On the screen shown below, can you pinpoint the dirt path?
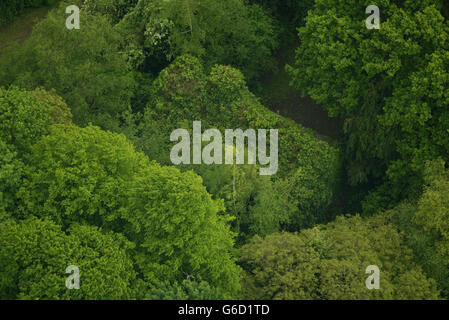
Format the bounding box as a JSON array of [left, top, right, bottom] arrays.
[[259, 42, 343, 141], [0, 6, 54, 53], [1, 6, 343, 143]]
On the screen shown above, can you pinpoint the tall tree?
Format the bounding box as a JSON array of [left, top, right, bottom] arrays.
[[0, 217, 136, 299], [0, 87, 72, 215], [16, 124, 241, 297], [288, 0, 449, 204], [240, 214, 440, 299]]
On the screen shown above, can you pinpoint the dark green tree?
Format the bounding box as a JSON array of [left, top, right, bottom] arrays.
[[83, 0, 138, 23], [0, 0, 60, 26], [288, 0, 449, 203], [114, 0, 278, 81], [137, 55, 340, 232]]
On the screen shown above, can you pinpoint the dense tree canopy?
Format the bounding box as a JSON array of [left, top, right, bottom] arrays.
[[288, 0, 449, 205], [133, 55, 340, 233], [0, 217, 136, 299], [393, 159, 449, 296], [240, 214, 439, 299], [250, 0, 314, 28], [0, 140, 24, 218], [14, 124, 241, 297], [111, 0, 278, 81], [0, 0, 448, 301], [0, 4, 135, 129], [0, 86, 241, 298], [0, 87, 72, 215], [0, 0, 60, 26], [145, 279, 226, 300], [83, 0, 138, 23]]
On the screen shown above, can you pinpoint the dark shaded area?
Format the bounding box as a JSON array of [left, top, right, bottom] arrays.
[[0, 6, 54, 52], [258, 41, 343, 141]]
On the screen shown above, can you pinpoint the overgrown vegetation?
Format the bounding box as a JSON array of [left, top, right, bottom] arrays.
[[0, 0, 448, 300]]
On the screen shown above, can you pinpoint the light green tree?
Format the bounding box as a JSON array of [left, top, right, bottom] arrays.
[[288, 0, 449, 203], [0, 4, 135, 129], [240, 214, 440, 299], [16, 124, 241, 298], [394, 159, 449, 297], [0, 217, 136, 299]]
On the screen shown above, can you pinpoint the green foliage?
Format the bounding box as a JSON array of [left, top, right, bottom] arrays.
[[29, 88, 73, 125], [288, 0, 449, 202], [0, 86, 52, 154], [393, 159, 449, 297], [0, 140, 24, 218], [136, 55, 340, 233], [250, 0, 314, 27], [1, 0, 445, 301], [247, 175, 297, 236], [114, 0, 278, 81], [186, 164, 294, 243], [240, 214, 440, 299], [83, 0, 138, 24], [0, 217, 136, 299], [15, 124, 241, 297], [0, 4, 135, 129], [125, 164, 241, 297], [0, 87, 72, 216], [17, 124, 148, 225], [146, 280, 225, 300], [0, 87, 72, 153]]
